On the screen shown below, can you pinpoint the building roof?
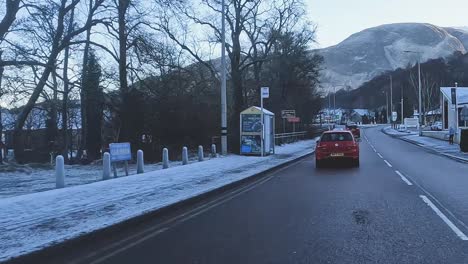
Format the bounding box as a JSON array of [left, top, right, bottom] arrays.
[[240, 106, 274, 115], [352, 109, 369, 116], [441, 87, 468, 105]]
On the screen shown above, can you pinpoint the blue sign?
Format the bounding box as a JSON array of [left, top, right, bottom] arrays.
[[109, 142, 131, 162]]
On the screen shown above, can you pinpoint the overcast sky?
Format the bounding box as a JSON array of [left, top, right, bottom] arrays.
[[307, 0, 468, 48]]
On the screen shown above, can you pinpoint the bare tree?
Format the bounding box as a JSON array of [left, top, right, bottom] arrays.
[[156, 0, 309, 151], [7, 0, 105, 162], [0, 0, 21, 41]]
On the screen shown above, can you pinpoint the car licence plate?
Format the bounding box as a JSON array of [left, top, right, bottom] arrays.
[[330, 153, 344, 157]]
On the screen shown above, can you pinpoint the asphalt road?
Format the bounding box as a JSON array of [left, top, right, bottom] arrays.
[[12, 126, 468, 264]]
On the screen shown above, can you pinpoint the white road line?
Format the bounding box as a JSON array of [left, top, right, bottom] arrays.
[[384, 160, 392, 167], [395, 170, 413, 186], [420, 195, 468, 241], [377, 153, 383, 158]]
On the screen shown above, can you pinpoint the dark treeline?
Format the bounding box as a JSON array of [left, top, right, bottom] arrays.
[[123, 30, 323, 161], [0, 0, 323, 164]]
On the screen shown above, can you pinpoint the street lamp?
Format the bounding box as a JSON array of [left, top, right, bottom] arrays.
[[382, 91, 389, 123], [220, 0, 227, 155], [404, 50, 422, 135], [332, 84, 347, 123]]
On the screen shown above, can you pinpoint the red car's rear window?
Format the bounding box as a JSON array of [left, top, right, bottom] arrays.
[[321, 133, 353, 142]]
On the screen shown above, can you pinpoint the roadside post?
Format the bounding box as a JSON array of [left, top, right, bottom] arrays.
[[136, 150, 144, 174], [392, 111, 397, 129], [55, 155, 65, 188], [281, 110, 296, 134], [260, 87, 269, 157], [103, 152, 111, 180], [109, 142, 132, 177], [452, 86, 458, 141]]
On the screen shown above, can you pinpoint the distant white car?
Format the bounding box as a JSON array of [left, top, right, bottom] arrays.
[[431, 121, 442, 131]]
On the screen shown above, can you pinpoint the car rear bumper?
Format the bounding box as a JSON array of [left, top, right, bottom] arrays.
[[316, 152, 359, 160]]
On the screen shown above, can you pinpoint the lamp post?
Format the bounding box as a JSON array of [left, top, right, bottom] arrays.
[[404, 50, 422, 135], [220, 0, 227, 155], [332, 84, 347, 123], [382, 90, 389, 124]]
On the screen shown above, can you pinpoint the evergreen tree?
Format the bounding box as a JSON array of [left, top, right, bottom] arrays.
[[82, 50, 103, 161]]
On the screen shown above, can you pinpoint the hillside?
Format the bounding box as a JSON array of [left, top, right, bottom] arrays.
[[317, 23, 468, 92]]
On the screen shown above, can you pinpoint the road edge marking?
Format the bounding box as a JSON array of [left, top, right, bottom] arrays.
[[395, 170, 412, 186], [419, 195, 468, 240], [384, 160, 392, 167]]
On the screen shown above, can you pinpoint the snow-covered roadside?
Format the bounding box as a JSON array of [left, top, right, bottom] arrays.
[[0, 155, 204, 199], [0, 140, 316, 262], [382, 126, 418, 136]]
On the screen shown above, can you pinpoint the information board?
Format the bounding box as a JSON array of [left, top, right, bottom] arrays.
[[404, 118, 419, 128], [281, 110, 296, 118], [109, 142, 132, 162], [242, 114, 262, 132]]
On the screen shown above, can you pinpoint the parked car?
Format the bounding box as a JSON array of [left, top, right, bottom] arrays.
[[345, 123, 360, 138], [315, 130, 360, 168], [431, 121, 443, 131]]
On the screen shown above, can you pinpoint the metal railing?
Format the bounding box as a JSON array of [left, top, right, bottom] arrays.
[[275, 131, 308, 145]]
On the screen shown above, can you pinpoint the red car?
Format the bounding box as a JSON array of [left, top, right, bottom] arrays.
[[315, 130, 360, 168], [346, 123, 360, 138]]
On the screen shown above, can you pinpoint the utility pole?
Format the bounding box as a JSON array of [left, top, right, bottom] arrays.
[[403, 50, 423, 135], [385, 92, 389, 124], [390, 75, 393, 128], [401, 86, 404, 125], [418, 60, 422, 135], [220, 0, 227, 155], [390, 75, 393, 114], [333, 86, 336, 123]]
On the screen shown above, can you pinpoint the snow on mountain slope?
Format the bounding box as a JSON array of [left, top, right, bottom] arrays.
[[318, 23, 468, 92]]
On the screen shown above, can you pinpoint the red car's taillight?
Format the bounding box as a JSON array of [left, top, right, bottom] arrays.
[[346, 145, 358, 152], [316, 144, 327, 151]]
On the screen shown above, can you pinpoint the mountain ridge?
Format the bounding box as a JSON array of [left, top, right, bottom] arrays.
[[317, 23, 468, 92]]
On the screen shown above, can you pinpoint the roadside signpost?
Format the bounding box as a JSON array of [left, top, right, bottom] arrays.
[[281, 110, 296, 133], [260, 87, 269, 157], [392, 111, 397, 122], [109, 142, 131, 177], [287, 117, 300, 123], [281, 110, 296, 119], [287, 117, 300, 132]]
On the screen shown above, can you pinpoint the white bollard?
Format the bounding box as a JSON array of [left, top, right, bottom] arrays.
[[211, 144, 217, 158], [198, 145, 204, 162], [55, 155, 65, 188], [162, 148, 169, 169], [137, 150, 144, 174], [103, 152, 111, 180], [182, 147, 189, 165]]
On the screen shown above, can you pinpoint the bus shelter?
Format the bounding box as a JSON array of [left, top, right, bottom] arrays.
[[240, 106, 275, 155]]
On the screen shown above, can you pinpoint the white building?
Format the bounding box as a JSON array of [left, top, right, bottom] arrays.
[[440, 87, 468, 142]]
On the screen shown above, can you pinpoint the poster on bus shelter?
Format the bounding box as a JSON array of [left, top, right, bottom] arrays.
[[242, 114, 262, 132], [241, 135, 261, 154]]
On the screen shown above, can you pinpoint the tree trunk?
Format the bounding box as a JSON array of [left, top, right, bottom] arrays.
[[229, 29, 244, 153], [12, 2, 67, 163], [0, 0, 20, 42], [117, 0, 131, 143], [0, 51, 3, 164], [61, 9, 74, 163], [79, 0, 93, 160]]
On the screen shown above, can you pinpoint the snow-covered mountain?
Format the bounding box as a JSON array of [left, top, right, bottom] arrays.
[[318, 23, 468, 92]]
